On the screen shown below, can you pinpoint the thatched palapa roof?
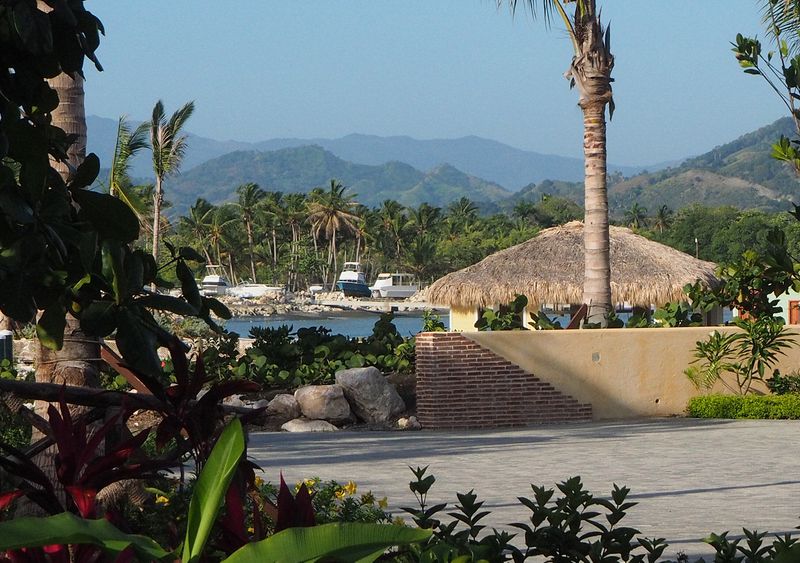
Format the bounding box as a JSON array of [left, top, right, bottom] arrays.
[[426, 221, 718, 309]]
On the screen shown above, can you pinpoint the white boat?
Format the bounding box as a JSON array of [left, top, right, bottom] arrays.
[[200, 265, 230, 296], [227, 284, 284, 299], [370, 273, 419, 299], [336, 262, 371, 297]]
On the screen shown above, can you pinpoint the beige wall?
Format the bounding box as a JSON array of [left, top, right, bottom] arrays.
[[450, 306, 479, 332], [464, 327, 800, 420]]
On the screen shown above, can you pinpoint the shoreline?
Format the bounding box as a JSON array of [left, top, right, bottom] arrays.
[[219, 291, 447, 318]]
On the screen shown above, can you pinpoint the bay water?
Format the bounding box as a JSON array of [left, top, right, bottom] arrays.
[[225, 311, 449, 339]]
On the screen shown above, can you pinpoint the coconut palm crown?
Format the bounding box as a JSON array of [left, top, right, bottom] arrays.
[[150, 99, 195, 265]]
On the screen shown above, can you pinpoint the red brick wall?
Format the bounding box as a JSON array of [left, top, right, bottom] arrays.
[[416, 332, 592, 429]]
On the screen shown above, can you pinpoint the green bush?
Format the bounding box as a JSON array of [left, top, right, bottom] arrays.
[[687, 394, 800, 419]]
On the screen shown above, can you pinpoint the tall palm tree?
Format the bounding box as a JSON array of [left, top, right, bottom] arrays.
[[447, 197, 479, 229], [624, 203, 647, 230], [503, 0, 614, 325], [179, 198, 215, 263], [306, 180, 360, 283], [207, 206, 239, 267], [150, 100, 195, 266], [108, 116, 150, 227], [653, 204, 673, 234], [408, 203, 442, 237], [235, 183, 266, 282], [283, 193, 307, 290], [379, 199, 408, 258]]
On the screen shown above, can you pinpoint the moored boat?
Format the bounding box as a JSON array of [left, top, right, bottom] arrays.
[[227, 283, 283, 299], [200, 265, 230, 296], [370, 273, 419, 299], [336, 262, 371, 297]]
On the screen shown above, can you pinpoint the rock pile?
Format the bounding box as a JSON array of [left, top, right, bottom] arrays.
[[258, 366, 416, 432]]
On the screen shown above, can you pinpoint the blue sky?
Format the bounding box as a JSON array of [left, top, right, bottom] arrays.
[[85, 1, 781, 167]]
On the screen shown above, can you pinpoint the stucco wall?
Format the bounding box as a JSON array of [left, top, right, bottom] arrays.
[[463, 327, 800, 420], [449, 306, 479, 332]]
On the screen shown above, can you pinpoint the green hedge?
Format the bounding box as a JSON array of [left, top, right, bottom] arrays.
[[687, 394, 800, 419]]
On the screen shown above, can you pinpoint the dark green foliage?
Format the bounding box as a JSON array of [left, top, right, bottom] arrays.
[[653, 303, 702, 327], [685, 229, 796, 319], [475, 295, 528, 331], [0, 407, 30, 452], [686, 318, 794, 394], [529, 310, 564, 330], [687, 394, 800, 419], [767, 370, 800, 395], [225, 314, 415, 388], [421, 310, 446, 332]]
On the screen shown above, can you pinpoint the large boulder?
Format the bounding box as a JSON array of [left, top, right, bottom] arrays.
[[294, 385, 352, 423], [335, 367, 406, 424], [264, 394, 301, 428], [281, 418, 338, 432]]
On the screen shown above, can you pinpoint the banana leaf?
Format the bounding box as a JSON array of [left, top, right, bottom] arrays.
[[222, 522, 431, 563]]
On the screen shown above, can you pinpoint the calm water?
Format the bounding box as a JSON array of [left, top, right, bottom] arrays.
[[225, 312, 449, 339]]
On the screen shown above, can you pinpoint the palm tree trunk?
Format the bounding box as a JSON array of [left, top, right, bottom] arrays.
[[246, 221, 257, 282], [152, 175, 163, 265], [581, 101, 612, 325], [48, 73, 86, 180], [272, 228, 278, 269]]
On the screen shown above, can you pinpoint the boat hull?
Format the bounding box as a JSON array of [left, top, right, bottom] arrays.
[[337, 281, 372, 297]]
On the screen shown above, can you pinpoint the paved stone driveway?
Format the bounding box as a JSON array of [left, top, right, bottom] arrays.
[[248, 418, 800, 559]]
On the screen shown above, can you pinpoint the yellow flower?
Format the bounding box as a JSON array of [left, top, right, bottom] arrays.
[[247, 526, 254, 534], [378, 496, 388, 509], [335, 489, 346, 500], [155, 495, 170, 505], [343, 481, 357, 495], [392, 516, 406, 526], [254, 476, 264, 488], [296, 478, 318, 493]]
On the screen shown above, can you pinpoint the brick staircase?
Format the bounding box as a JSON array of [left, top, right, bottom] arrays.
[[415, 333, 592, 429]]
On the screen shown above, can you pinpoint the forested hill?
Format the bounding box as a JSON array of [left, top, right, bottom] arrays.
[[165, 145, 512, 213], [505, 117, 799, 216]]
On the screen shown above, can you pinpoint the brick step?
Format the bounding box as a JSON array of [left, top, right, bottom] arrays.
[[416, 333, 592, 430]]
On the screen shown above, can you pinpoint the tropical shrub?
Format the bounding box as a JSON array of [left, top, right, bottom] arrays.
[[767, 370, 800, 395], [421, 310, 447, 332], [229, 313, 415, 388], [685, 318, 794, 394], [687, 394, 800, 420], [475, 295, 529, 331], [0, 419, 431, 562]]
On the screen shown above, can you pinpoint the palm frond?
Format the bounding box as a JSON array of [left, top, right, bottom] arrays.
[[762, 0, 800, 53]]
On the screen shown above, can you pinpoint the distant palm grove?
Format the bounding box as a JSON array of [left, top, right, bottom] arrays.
[[121, 170, 800, 290]]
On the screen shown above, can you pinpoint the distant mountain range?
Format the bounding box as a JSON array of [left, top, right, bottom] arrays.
[[503, 117, 799, 216], [165, 145, 511, 212], [86, 115, 649, 191], [87, 114, 800, 215]]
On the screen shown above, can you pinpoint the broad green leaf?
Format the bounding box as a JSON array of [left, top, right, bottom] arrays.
[[223, 523, 431, 563], [182, 418, 245, 563], [101, 240, 126, 303], [0, 512, 169, 561], [80, 301, 118, 337], [115, 309, 161, 378], [205, 296, 232, 320], [37, 302, 67, 350], [177, 261, 202, 309], [774, 543, 800, 563], [136, 294, 199, 316], [69, 153, 100, 189], [72, 189, 139, 243], [179, 246, 206, 263]]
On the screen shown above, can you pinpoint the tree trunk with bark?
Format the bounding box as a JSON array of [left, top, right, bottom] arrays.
[[152, 175, 163, 266]]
